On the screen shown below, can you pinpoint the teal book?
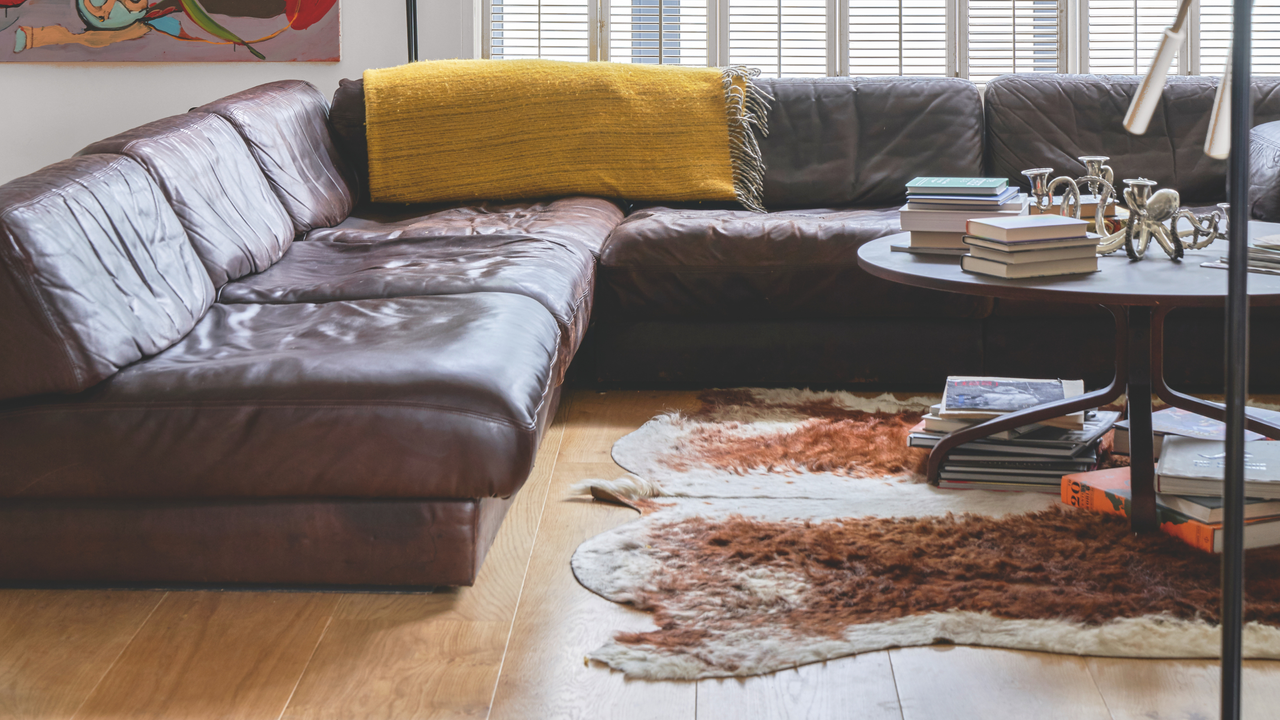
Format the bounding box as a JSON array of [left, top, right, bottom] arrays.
[[907, 177, 1009, 196]]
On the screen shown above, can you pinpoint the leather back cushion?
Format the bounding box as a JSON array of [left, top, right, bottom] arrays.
[[757, 77, 985, 208], [329, 75, 985, 210], [985, 74, 1280, 205], [1251, 120, 1280, 222], [78, 113, 295, 288], [197, 80, 358, 235], [0, 156, 214, 401]]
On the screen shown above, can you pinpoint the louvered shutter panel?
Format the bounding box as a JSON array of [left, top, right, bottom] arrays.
[[1199, 0, 1280, 75], [849, 0, 949, 76], [729, 0, 829, 77], [490, 0, 592, 61], [966, 0, 1064, 83], [1085, 0, 1180, 74], [608, 0, 711, 65]]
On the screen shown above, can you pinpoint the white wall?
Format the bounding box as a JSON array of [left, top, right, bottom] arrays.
[[0, 0, 474, 184]]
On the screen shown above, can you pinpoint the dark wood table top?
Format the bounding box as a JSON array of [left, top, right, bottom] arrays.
[[857, 221, 1280, 307]]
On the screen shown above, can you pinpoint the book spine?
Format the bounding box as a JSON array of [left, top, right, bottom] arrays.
[[1061, 477, 1127, 517], [1061, 476, 1218, 552]]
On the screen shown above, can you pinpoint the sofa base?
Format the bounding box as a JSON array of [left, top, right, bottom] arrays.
[[0, 497, 513, 588], [588, 319, 984, 389]]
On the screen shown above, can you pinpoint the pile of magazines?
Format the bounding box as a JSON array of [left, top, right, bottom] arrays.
[[908, 376, 1118, 492]]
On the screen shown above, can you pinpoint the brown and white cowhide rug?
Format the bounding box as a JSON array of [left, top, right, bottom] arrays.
[[569, 389, 1280, 680]]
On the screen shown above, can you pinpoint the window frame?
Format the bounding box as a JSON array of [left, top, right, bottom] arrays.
[[479, 0, 1234, 80]]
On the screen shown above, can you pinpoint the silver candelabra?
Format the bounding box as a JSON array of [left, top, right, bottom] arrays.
[[1022, 156, 1227, 260]]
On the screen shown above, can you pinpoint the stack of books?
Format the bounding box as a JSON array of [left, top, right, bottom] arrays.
[[1112, 405, 1280, 457], [894, 177, 1028, 256], [960, 215, 1098, 279], [1028, 194, 1126, 233], [1203, 237, 1280, 276], [1064, 438, 1280, 552], [907, 376, 1118, 492]]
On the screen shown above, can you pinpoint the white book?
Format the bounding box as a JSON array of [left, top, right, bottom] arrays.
[[890, 242, 968, 257], [968, 244, 1099, 264], [907, 230, 967, 248], [899, 199, 1030, 233], [961, 254, 1098, 279]]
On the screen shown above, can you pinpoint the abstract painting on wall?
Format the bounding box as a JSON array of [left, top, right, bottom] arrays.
[[1, 0, 338, 61]]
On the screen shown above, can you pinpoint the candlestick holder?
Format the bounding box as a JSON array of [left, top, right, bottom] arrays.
[[1021, 156, 1226, 260]]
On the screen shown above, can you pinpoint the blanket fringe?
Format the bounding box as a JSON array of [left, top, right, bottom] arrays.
[[721, 66, 772, 213]]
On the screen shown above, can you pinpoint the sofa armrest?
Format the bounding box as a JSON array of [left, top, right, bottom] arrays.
[[1250, 120, 1280, 222]]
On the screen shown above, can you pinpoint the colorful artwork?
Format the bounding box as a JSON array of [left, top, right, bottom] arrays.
[[1, 0, 338, 61]]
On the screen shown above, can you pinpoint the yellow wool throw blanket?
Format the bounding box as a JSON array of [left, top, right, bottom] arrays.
[[363, 59, 771, 211]]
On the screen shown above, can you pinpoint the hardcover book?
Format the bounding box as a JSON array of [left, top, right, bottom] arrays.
[[1112, 405, 1276, 455], [961, 255, 1098, 279], [939, 376, 1085, 428], [1061, 467, 1280, 553], [966, 215, 1089, 242], [905, 177, 1009, 195], [904, 188, 1021, 206], [1155, 436, 1280, 499]]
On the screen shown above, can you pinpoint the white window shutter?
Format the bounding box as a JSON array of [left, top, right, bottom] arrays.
[[729, 0, 830, 77], [490, 0, 593, 61], [848, 0, 949, 76], [966, 0, 1064, 83], [1086, 0, 1181, 75], [1199, 0, 1280, 76], [607, 1, 712, 65]]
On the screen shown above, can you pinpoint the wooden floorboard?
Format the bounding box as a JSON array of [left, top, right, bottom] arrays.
[[279, 396, 572, 720], [1087, 656, 1280, 720], [486, 390, 701, 720], [71, 591, 337, 720], [891, 646, 1113, 720], [0, 589, 163, 720], [697, 653, 903, 720]]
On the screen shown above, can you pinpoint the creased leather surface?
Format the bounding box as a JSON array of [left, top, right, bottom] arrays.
[[800, 77, 982, 207], [597, 205, 989, 319], [0, 155, 214, 401], [306, 196, 625, 255], [0, 497, 513, 587], [218, 233, 595, 379], [78, 113, 295, 287], [331, 77, 372, 200], [1252, 121, 1280, 222], [0, 294, 559, 500], [985, 74, 1280, 204], [198, 80, 358, 235]]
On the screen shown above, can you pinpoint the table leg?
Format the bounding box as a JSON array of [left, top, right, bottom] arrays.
[[1151, 305, 1280, 439], [924, 304, 1129, 484], [1128, 307, 1157, 533]]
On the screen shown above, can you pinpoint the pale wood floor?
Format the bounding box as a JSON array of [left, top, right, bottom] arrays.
[[2, 388, 1279, 720]]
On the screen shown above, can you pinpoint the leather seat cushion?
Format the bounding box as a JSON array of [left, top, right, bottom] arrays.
[[304, 196, 625, 255], [597, 205, 991, 319], [0, 155, 214, 401], [197, 80, 359, 235], [0, 293, 560, 501], [78, 112, 295, 287], [217, 233, 595, 376]]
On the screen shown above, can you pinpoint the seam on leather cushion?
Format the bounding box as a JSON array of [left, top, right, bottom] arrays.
[[0, 400, 542, 433]]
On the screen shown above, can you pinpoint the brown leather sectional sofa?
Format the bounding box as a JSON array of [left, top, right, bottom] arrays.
[[1, 73, 1277, 588]]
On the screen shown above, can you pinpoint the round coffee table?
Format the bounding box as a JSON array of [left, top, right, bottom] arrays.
[[857, 225, 1280, 532]]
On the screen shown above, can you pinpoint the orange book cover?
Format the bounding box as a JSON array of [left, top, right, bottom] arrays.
[[1061, 467, 1220, 552]]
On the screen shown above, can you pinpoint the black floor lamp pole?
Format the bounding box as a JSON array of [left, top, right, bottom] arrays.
[[406, 0, 419, 63], [1223, 0, 1253, 717]]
